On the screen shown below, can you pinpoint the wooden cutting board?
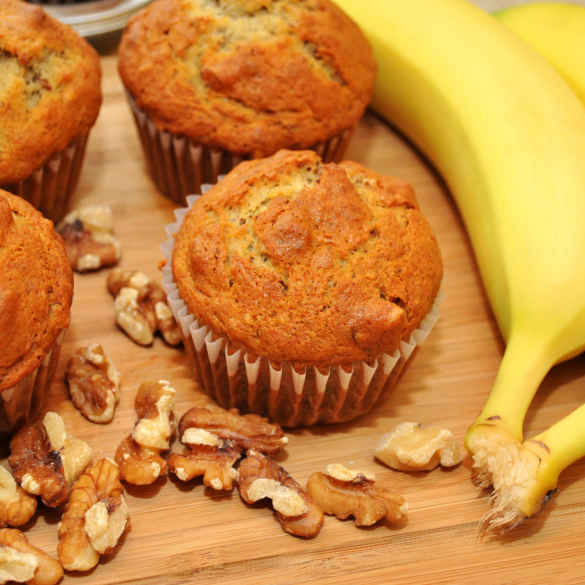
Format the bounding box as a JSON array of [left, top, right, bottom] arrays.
[[4, 54, 585, 585]]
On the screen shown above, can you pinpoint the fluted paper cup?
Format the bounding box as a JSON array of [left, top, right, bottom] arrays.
[[127, 92, 354, 207], [160, 191, 444, 427], [1, 137, 88, 224], [0, 329, 66, 440]]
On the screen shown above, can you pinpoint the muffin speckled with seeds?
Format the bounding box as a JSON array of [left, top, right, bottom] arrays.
[[118, 0, 376, 204], [0, 0, 101, 223], [163, 150, 444, 427]]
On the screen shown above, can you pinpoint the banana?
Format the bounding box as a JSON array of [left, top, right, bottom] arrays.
[[495, 2, 585, 105], [333, 0, 585, 529]]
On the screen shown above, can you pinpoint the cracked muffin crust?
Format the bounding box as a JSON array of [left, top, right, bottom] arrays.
[[118, 0, 376, 157], [172, 149, 443, 369], [0, 0, 101, 186]]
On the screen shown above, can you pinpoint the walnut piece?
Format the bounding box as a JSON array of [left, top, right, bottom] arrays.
[[374, 422, 463, 472], [9, 412, 93, 507], [115, 380, 176, 485], [58, 458, 130, 572], [107, 268, 181, 346], [306, 464, 408, 527], [169, 407, 288, 490], [56, 205, 121, 272], [0, 528, 63, 585], [178, 407, 288, 455], [169, 428, 241, 491], [0, 467, 36, 529], [238, 450, 323, 538], [65, 343, 121, 423]]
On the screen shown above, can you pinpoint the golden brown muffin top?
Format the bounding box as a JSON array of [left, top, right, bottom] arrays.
[[0, 190, 73, 391], [172, 150, 443, 369], [118, 0, 376, 157], [0, 0, 102, 185]]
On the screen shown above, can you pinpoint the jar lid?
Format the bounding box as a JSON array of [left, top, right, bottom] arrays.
[[43, 0, 153, 38]]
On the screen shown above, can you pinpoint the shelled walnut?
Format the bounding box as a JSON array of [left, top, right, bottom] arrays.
[[169, 428, 241, 490], [178, 408, 289, 455], [115, 380, 176, 485], [374, 422, 462, 472], [306, 464, 408, 527], [107, 268, 181, 346], [56, 205, 121, 272], [65, 343, 121, 423], [58, 458, 130, 572], [9, 413, 93, 508], [0, 528, 63, 585], [238, 450, 323, 538], [0, 467, 36, 528], [169, 407, 289, 490]]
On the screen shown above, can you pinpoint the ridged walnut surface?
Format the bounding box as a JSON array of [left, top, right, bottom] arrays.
[[172, 150, 443, 368], [0, 0, 102, 185], [0, 190, 73, 390], [118, 0, 376, 157]]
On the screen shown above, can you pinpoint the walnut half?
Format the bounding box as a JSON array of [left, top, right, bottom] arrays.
[[238, 450, 323, 538], [0, 528, 63, 585], [0, 466, 36, 529], [66, 343, 121, 423], [374, 422, 463, 472], [58, 458, 130, 572], [9, 412, 93, 507], [107, 269, 181, 346], [115, 380, 176, 485], [168, 407, 288, 491], [56, 205, 121, 272], [306, 464, 408, 527]]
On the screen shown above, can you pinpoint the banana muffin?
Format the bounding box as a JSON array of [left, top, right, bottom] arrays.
[[0, 0, 102, 223], [164, 150, 443, 427], [0, 189, 73, 438], [118, 0, 376, 204]]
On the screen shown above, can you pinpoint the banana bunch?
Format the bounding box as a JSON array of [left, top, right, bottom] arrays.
[[333, 0, 585, 530], [495, 2, 585, 105]]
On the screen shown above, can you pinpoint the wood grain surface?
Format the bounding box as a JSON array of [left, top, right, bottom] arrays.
[[4, 54, 585, 585]]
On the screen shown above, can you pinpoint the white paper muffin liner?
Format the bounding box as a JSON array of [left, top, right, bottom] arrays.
[[1, 136, 88, 224], [127, 92, 354, 207], [0, 329, 66, 439], [161, 191, 444, 427]]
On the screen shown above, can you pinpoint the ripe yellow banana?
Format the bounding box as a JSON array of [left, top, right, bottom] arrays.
[[333, 0, 585, 529], [495, 2, 585, 105]]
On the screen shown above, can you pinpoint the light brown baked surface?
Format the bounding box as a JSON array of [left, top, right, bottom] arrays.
[[0, 189, 73, 390], [0, 0, 102, 185], [172, 150, 443, 368], [118, 0, 376, 157]]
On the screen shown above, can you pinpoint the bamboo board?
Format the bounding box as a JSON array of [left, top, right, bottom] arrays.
[[4, 54, 585, 585]]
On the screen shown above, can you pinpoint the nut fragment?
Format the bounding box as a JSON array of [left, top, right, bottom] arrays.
[[0, 528, 63, 585], [169, 427, 241, 490], [238, 450, 323, 538], [169, 408, 288, 490], [9, 412, 93, 507], [107, 268, 181, 346], [58, 458, 130, 572], [114, 288, 153, 346], [178, 407, 288, 455], [56, 205, 121, 272], [306, 464, 408, 527], [0, 467, 36, 529], [115, 380, 176, 485], [374, 422, 463, 472], [65, 343, 121, 423]]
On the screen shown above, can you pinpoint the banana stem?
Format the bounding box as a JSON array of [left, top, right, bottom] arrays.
[[529, 403, 585, 476], [472, 331, 555, 442]]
